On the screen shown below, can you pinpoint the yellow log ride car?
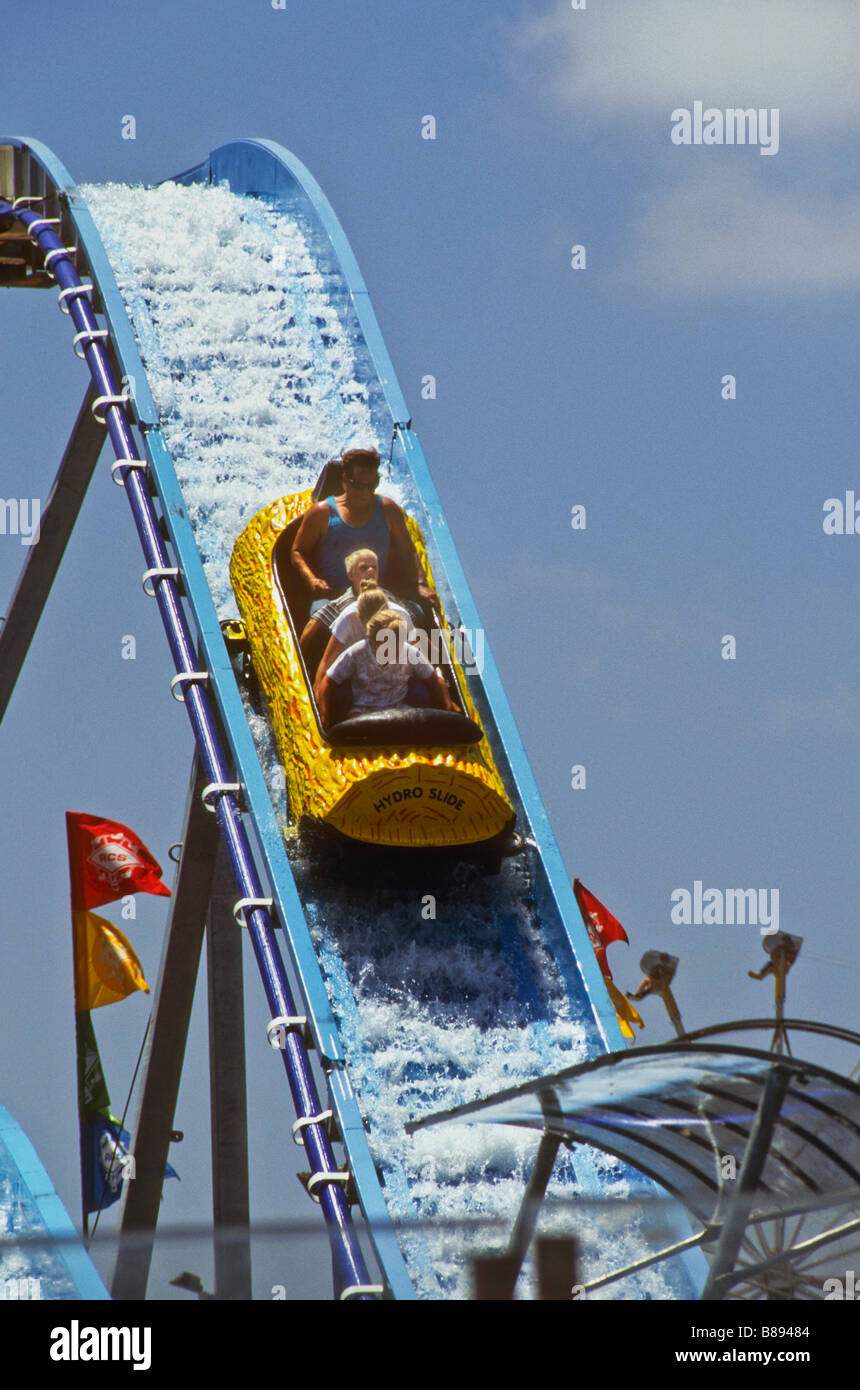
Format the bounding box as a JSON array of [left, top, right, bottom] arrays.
[[229, 479, 515, 850]]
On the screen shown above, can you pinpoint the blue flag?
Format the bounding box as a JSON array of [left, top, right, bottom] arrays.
[[83, 1111, 178, 1217]]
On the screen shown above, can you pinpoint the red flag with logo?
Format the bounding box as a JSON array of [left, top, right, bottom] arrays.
[[573, 879, 629, 980], [66, 812, 171, 909]]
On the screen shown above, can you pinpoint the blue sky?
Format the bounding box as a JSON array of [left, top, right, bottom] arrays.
[[1, 0, 859, 1300]]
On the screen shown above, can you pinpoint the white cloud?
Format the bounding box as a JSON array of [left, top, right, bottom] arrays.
[[518, 0, 860, 128], [624, 168, 860, 297], [513, 2, 860, 297]]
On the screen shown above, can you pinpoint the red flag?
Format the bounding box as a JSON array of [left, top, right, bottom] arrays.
[[573, 879, 629, 980], [66, 812, 171, 909]]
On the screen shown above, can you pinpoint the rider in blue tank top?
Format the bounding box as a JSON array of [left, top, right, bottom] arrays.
[[291, 447, 440, 619], [315, 494, 390, 590]]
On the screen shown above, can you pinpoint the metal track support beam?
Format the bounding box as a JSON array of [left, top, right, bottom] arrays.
[[700, 1064, 792, 1300], [0, 382, 103, 726], [208, 840, 252, 1299], [507, 1131, 562, 1285], [111, 758, 218, 1300]]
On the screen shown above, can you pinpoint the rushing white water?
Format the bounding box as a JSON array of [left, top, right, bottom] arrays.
[[82, 181, 686, 1299]]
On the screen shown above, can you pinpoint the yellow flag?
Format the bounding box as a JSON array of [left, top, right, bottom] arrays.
[[606, 978, 644, 1042], [72, 909, 149, 1011]]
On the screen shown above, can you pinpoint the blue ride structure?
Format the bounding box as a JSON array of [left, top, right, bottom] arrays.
[[0, 1103, 109, 1300], [0, 137, 699, 1299]]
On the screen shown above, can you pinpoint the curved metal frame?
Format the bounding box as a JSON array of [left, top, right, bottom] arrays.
[[409, 1039, 860, 1300], [681, 1017, 860, 1049]]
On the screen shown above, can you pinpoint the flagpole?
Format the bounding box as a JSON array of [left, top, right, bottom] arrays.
[[76, 1012, 88, 1239], [68, 823, 90, 1240], [88, 1015, 152, 1244]]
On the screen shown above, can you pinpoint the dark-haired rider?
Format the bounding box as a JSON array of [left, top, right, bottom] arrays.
[[291, 447, 440, 623]]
